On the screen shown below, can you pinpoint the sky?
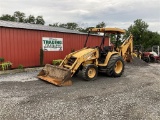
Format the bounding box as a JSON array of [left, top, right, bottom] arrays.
[[0, 0, 160, 32]]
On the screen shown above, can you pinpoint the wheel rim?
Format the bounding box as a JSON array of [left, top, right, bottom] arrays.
[[88, 68, 96, 78], [114, 60, 123, 74]]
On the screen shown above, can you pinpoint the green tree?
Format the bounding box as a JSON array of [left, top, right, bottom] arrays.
[[50, 22, 79, 30], [58, 23, 66, 28], [65, 22, 79, 30], [59, 22, 79, 30], [0, 11, 45, 25], [25, 15, 35, 24], [126, 19, 149, 47], [126, 19, 160, 49], [49, 21, 107, 33], [143, 31, 160, 49], [0, 14, 15, 21], [78, 27, 94, 33], [13, 11, 26, 22], [96, 21, 106, 28], [36, 16, 45, 25], [49, 22, 59, 27]]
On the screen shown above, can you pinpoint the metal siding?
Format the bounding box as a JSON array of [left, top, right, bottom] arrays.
[[33, 30, 38, 66], [17, 30, 22, 66], [0, 28, 2, 56], [36, 31, 42, 66], [9, 28, 14, 64], [13, 29, 18, 67], [0, 27, 109, 68], [32, 31, 36, 66], [20, 29, 25, 66], [27, 30, 32, 66], [2, 28, 7, 60], [1, 28, 4, 57], [7, 29, 11, 59], [23, 30, 27, 66], [0, 28, 1, 56]]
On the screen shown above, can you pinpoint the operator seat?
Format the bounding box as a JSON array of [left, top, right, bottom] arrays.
[[99, 46, 112, 63], [102, 46, 112, 55]]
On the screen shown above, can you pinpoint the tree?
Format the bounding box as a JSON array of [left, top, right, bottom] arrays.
[[58, 23, 67, 28], [49, 22, 79, 30], [0, 14, 15, 21], [25, 15, 35, 24], [96, 21, 106, 28], [78, 27, 94, 33], [126, 19, 149, 47], [49, 22, 107, 33], [13, 11, 25, 22], [126, 19, 160, 49], [36, 16, 45, 25], [66, 22, 79, 30], [0, 11, 45, 25], [49, 22, 59, 27], [59, 22, 79, 30], [143, 31, 160, 49]]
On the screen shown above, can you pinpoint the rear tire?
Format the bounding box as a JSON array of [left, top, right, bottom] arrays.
[[149, 54, 156, 62], [82, 64, 98, 81], [106, 55, 124, 77]]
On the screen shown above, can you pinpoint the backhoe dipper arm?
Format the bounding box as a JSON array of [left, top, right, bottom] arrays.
[[118, 34, 133, 62]]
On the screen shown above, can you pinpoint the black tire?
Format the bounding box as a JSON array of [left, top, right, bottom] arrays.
[[82, 64, 98, 81], [106, 55, 124, 77], [143, 57, 150, 63], [149, 54, 156, 62]]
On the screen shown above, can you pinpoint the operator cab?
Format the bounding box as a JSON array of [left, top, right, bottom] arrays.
[[84, 28, 125, 63]]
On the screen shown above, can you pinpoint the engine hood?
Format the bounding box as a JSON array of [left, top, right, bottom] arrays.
[[72, 48, 95, 58]]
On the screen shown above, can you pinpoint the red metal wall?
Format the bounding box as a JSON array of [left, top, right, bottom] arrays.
[[0, 27, 109, 68]]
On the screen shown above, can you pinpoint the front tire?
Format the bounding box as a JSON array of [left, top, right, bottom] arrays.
[[82, 64, 98, 81], [106, 55, 124, 77], [143, 56, 150, 63]]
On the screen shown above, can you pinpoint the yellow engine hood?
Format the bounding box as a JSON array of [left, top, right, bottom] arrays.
[[72, 48, 95, 58]]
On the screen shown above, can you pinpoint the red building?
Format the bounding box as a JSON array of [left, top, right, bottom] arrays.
[[0, 20, 109, 68]]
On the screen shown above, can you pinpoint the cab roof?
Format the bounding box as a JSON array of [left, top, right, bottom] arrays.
[[89, 28, 125, 34]]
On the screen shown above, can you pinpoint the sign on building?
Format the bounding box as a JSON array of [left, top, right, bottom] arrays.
[[42, 37, 63, 51]]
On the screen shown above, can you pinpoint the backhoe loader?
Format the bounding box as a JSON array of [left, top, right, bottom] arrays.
[[38, 27, 132, 86]]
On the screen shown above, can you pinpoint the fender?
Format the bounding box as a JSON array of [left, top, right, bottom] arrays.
[[98, 52, 119, 66]]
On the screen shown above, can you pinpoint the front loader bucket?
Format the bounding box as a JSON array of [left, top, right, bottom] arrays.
[[37, 64, 72, 86]]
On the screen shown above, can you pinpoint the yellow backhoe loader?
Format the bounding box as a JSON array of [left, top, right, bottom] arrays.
[[38, 28, 132, 86]]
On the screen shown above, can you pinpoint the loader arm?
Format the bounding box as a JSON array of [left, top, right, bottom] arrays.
[[117, 34, 133, 62]]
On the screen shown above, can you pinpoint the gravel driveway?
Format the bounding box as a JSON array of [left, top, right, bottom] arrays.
[[0, 62, 160, 120]]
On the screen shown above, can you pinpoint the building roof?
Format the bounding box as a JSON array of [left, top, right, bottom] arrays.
[[0, 20, 85, 34]]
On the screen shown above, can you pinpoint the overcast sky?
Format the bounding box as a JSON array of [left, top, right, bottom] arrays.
[[0, 0, 160, 32]]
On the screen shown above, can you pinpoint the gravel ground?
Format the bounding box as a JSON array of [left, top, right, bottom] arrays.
[[0, 62, 160, 120]]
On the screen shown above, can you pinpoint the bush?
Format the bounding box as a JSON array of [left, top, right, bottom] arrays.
[[18, 64, 24, 69], [52, 59, 62, 65], [0, 61, 12, 71], [0, 57, 4, 63]]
